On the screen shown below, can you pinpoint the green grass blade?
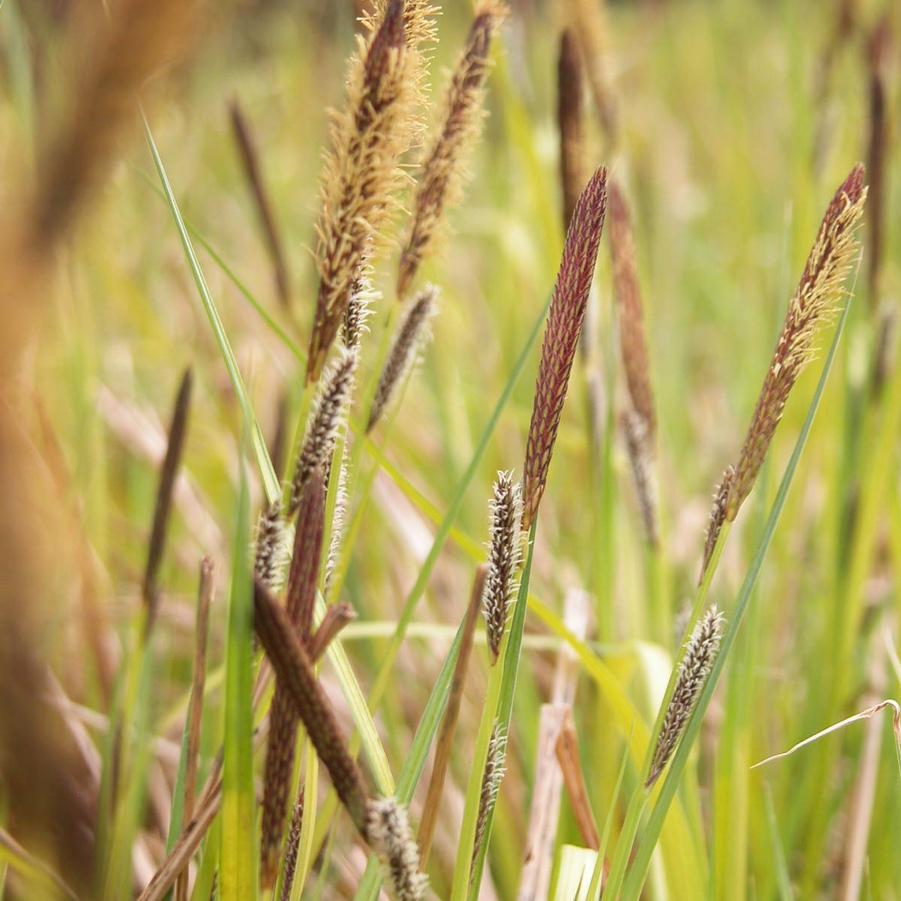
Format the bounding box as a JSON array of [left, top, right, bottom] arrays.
[[220, 446, 258, 899], [142, 117, 280, 504]]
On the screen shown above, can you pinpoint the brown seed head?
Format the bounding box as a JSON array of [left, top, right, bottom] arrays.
[[522, 166, 608, 530], [307, 0, 432, 382], [647, 605, 724, 787], [289, 348, 358, 517], [397, 2, 507, 298], [253, 581, 369, 832], [557, 29, 585, 230], [367, 286, 439, 432], [608, 181, 656, 437], [726, 165, 866, 521], [482, 472, 523, 662], [365, 797, 429, 901], [341, 277, 376, 352]]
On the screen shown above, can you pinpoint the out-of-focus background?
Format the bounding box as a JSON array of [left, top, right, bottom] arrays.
[[0, 0, 898, 898]]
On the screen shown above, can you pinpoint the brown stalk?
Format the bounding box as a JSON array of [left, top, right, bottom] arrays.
[[725, 164, 867, 521], [229, 98, 291, 309], [367, 285, 438, 432], [418, 565, 487, 864], [396, 1, 507, 299], [522, 166, 608, 530], [143, 368, 193, 639], [562, 0, 618, 147], [308, 602, 357, 662], [175, 558, 214, 901], [307, 0, 431, 382], [557, 29, 585, 231], [864, 16, 891, 306], [555, 711, 600, 850], [260, 468, 326, 889]]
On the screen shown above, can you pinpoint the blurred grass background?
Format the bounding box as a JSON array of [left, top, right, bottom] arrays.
[[0, 0, 899, 897]]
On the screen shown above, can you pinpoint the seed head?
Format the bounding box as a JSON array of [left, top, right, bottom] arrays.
[[341, 276, 376, 352], [647, 605, 724, 787], [482, 472, 522, 662], [698, 466, 734, 585], [726, 165, 866, 520], [522, 166, 608, 530], [470, 724, 507, 886], [253, 499, 286, 592], [622, 410, 658, 548], [306, 0, 432, 382], [365, 797, 429, 901], [397, 2, 507, 298], [289, 348, 358, 517], [367, 286, 438, 432]]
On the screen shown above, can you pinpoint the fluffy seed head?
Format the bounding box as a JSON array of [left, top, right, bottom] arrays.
[[341, 276, 377, 351], [289, 348, 358, 517], [367, 286, 439, 432], [647, 605, 724, 787], [307, 0, 432, 382], [622, 410, 659, 548], [726, 164, 866, 521], [253, 499, 287, 592], [471, 724, 507, 884], [365, 797, 429, 901], [557, 29, 585, 230], [699, 466, 734, 585], [397, 1, 507, 298], [522, 166, 608, 530], [482, 472, 523, 662]]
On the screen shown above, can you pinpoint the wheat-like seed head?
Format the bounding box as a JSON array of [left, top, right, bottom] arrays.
[[397, 1, 507, 299], [341, 276, 377, 351], [365, 797, 429, 901], [557, 29, 585, 230], [726, 164, 867, 521], [482, 472, 523, 662], [647, 605, 724, 787], [522, 166, 608, 530], [367, 285, 439, 432], [289, 348, 358, 517], [307, 0, 432, 382]]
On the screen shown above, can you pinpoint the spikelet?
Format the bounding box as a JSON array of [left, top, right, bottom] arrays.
[[365, 797, 429, 901], [622, 410, 659, 548], [522, 167, 608, 530], [470, 724, 507, 886], [396, 1, 507, 299], [324, 444, 350, 593], [278, 798, 303, 901], [254, 580, 369, 832], [361, 0, 439, 49], [557, 29, 585, 230], [698, 466, 734, 585], [260, 469, 325, 889], [341, 276, 377, 351], [253, 499, 287, 592], [482, 472, 522, 662], [367, 286, 439, 431], [647, 605, 724, 787], [306, 0, 432, 383], [726, 165, 866, 521], [289, 348, 358, 517]]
